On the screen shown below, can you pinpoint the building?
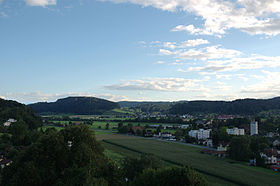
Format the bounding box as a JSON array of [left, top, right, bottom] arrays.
[[250, 121, 258, 136], [3, 118, 17, 127], [260, 148, 278, 165], [131, 126, 145, 135], [189, 129, 211, 140], [178, 124, 190, 129], [226, 127, 245, 135]]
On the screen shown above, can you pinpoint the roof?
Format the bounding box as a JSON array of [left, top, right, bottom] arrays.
[[131, 126, 145, 134], [264, 148, 278, 157], [0, 159, 11, 165]]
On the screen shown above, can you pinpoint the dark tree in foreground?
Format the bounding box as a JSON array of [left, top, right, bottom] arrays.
[[122, 154, 163, 181], [130, 167, 207, 186], [228, 136, 251, 161], [1, 125, 123, 186]]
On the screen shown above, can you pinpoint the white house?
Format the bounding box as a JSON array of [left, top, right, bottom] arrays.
[[3, 118, 17, 127], [178, 124, 190, 129], [189, 129, 211, 140], [260, 148, 278, 164], [226, 128, 245, 135]]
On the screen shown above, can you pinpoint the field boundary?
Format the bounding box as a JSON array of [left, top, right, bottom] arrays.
[[102, 139, 249, 186]]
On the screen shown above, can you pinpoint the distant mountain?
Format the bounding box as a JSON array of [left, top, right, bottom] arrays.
[[169, 97, 280, 115], [0, 98, 41, 129], [29, 97, 120, 115]]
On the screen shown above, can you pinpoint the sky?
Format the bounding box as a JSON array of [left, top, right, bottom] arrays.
[[1, 0, 280, 103]]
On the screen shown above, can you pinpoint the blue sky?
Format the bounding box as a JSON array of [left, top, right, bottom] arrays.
[[1, 0, 280, 103]]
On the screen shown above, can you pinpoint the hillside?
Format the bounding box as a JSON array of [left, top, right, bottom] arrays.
[[29, 96, 120, 115], [169, 97, 280, 115], [0, 98, 41, 129], [118, 101, 175, 113]]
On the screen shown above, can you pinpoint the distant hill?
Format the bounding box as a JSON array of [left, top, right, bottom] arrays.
[[169, 97, 280, 115], [118, 101, 175, 113], [0, 98, 41, 129], [29, 97, 120, 115]]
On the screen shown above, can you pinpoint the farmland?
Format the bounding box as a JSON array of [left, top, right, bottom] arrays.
[[102, 138, 280, 186], [49, 120, 178, 134]]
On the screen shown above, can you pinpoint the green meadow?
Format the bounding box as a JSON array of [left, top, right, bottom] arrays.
[[102, 138, 280, 186]]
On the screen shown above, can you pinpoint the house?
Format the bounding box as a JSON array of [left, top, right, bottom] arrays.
[[144, 129, 153, 137], [161, 133, 175, 140], [0, 159, 12, 169], [226, 127, 245, 135], [217, 115, 234, 120], [178, 124, 190, 129], [3, 118, 17, 127], [206, 139, 213, 147], [260, 148, 278, 164], [131, 126, 145, 135], [217, 142, 229, 152], [273, 139, 280, 147], [266, 132, 276, 138]]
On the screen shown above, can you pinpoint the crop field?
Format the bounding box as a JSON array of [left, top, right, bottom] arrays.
[[102, 138, 280, 186], [95, 133, 136, 141], [90, 121, 177, 134]]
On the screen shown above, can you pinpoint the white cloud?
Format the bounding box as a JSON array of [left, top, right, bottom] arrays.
[[187, 55, 280, 72], [25, 0, 57, 7], [104, 77, 209, 92], [0, 12, 7, 17], [162, 39, 209, 49], [163, 45, 241, 61], [240, 70, 280, 98], [159, 49, 173, 55], [105, 0, 280, 36], [154, 61, 166, 64]]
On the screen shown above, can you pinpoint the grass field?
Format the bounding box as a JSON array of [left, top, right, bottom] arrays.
[[102, 138, 280, 186], [90, 121, 177, 134]]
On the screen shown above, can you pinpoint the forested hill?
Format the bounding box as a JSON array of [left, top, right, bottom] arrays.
[[0, 98, 41, 129], [29, 96, 120, 115], [169, 97, 280, 115]]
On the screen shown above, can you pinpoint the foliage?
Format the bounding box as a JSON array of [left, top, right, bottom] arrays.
[[0, 98, 42, 130], [170, 97, 280, 115], [211, 127, 230, 147], [1, 125, 124, 186], [130, 167, 207, 186], [29, 96, 120, 115], [121, 154, 163, 181], [228, 136, 251, 161], [229, 136, 269, 163]]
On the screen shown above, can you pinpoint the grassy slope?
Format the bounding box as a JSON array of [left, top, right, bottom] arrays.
[[102, 140, 235, 186], [103, 138, 280, 186]]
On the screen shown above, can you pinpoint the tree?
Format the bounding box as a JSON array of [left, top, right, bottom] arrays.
[[185, 135, 196, 144], [10, 120, 29, 146], [2, 125, 123, 186], [118, 122, 123, 130], [212, 127, 230, 147], [121, 154, 163, 181], [106, 123, 110, 130], [130, 167, 207, 186], [175, 129, 184, 140], [136, 129, 142, 136], [229, 136, 251, 161], [118, 126, 129, 134]]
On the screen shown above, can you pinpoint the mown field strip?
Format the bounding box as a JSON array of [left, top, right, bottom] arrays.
[[103, 138, 280, 186]]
